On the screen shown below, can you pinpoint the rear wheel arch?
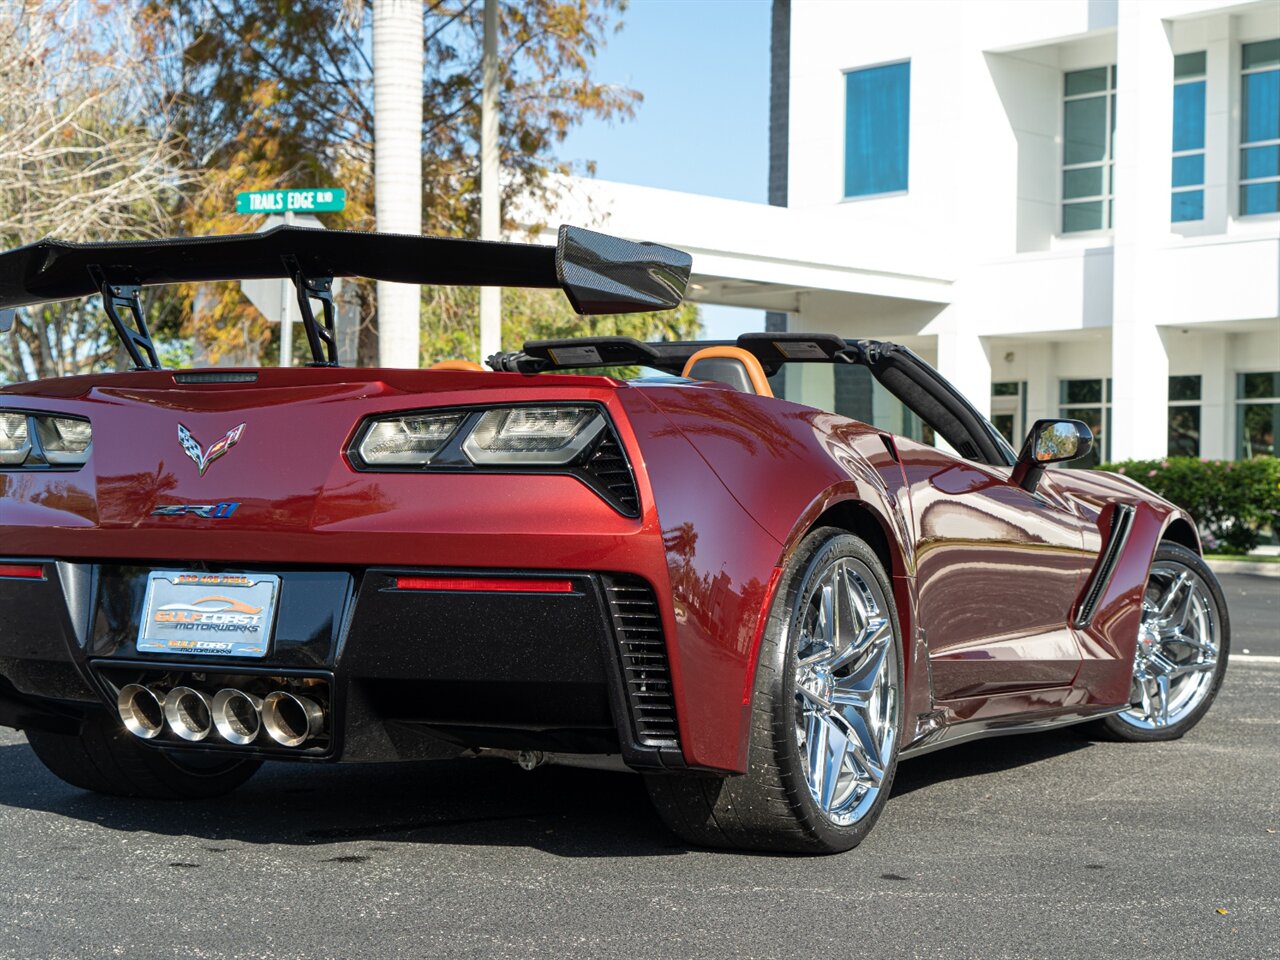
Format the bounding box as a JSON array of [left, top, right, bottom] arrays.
[[779, 496, 918, 706]]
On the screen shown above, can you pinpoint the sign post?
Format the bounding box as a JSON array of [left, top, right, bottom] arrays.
[[236, 189, 346, 367]]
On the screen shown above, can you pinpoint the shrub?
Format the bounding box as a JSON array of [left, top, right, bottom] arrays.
[[1097, 456, 1280, 554]]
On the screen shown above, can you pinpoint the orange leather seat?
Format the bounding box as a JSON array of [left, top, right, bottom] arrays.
[[681, 346, 774, 397], [430, 359, 485, 372]]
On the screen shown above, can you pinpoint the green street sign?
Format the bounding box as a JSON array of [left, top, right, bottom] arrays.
[[235, 188, 346, 215]]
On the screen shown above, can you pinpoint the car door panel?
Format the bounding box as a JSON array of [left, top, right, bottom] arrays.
[[893, 438, 1097, 702]]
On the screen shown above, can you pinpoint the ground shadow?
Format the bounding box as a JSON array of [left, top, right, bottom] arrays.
[[0, 726, 1095, 858], [0, 739, 684, 859], [891, 729, 1092, 797]]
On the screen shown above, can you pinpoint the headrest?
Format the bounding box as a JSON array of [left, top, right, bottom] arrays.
[[430, 359, 485, 372], [681, 346, 774, 397]]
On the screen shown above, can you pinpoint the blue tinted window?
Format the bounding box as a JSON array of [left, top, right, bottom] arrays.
[[1172, 55, 1206, 223], [1172, 81, 1205, 151], [1243, 70, 1280, 143], [1242, 182, 1280, 215], [844, 62, 910, 197], [1172, 154, 1204, 187], [1241, 40, 1280, 216], [1172, 190, 1204, 222], [1242, 145, 1280, 180]]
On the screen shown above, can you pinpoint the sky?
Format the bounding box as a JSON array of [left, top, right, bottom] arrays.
[[558, 0, 773, 340]]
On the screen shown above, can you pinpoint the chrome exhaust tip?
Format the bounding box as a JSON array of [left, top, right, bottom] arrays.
[[163, 686, 214, 742], [262, 691, 324, 748], [117, 684, 165, 740], [211, 689, 263, 745]]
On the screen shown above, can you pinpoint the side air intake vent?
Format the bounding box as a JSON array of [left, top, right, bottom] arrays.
[[602, 576, 678, 747], [1074, 503, 1136, 629], [583, 429, 640, 517]]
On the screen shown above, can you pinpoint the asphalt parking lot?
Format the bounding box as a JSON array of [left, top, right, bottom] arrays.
[[1, 574, 1276, 960]]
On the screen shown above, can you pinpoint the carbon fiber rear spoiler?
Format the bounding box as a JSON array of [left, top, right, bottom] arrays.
[[0, 224, 691, 368]]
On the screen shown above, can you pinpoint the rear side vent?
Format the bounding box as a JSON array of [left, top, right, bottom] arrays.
[[602, 576, 678, 747], [583, 430, 640, 517]]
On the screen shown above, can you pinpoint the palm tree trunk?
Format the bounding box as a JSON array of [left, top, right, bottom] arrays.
[[372, 0, 424, 368]]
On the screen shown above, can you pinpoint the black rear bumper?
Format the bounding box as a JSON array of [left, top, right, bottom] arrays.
[[0, 560, 685, 770]]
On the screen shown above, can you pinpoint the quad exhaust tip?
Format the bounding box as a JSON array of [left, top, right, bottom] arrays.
[[117, 684, 165, 740], [163, 686, 214, 742], [117, 682, 325, 748], [211, 688, 264, 746], [262, 691, 325, 748]]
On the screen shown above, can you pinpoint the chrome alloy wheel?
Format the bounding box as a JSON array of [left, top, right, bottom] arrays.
[[793, 557, 898, 826], [1119, 560, 1221, 730]]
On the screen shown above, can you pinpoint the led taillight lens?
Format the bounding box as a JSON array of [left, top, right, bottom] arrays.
[[0, 413, 92, 468], [0, 412, 30, 465], [462, 406, 603, 465], [357, 412, 466, 466], [35, 416, 93, 465]]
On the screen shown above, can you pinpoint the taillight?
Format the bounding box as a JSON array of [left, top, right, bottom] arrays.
[[350, 403, 638, 516], [461, 406, 603, 465], [34, 416, 93, 465], [357, 412, 466, 466], [0, 412, 30, 465], [0, 412, 92, 469]]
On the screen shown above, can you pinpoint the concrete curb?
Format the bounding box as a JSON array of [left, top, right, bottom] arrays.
[[1206, 559, 1280, 578]]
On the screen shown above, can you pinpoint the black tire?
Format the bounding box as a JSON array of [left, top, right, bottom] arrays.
[[25, 709, 261, 800], [646, 527, 904, 854], [1090, 541, 1230, 742]]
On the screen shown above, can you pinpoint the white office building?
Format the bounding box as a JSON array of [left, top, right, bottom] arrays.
[[538, 0, 1280, 463]]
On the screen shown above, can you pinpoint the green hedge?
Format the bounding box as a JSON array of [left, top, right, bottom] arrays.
[[1097, 456, 1280, 554]]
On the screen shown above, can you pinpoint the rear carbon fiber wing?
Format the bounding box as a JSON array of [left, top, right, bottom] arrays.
[[0, 224, 692, 368]]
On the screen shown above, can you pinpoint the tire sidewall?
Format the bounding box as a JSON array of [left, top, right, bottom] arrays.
[[759, 527, 905, 852]]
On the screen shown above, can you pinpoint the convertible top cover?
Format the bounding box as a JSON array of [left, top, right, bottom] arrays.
[[0, 223, 692, 316]]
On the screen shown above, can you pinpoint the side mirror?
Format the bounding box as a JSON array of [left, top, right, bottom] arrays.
[[1010, 419, 1094, 492], [0, 310, 13, 334]]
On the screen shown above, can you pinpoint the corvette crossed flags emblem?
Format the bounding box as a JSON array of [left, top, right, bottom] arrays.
[[178, 422, 246, 476]]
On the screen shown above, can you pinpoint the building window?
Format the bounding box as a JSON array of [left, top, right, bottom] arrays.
[[1169, 375, 1202, 456], [843, 61, 910, 198], [1241, 39, 1280, 216], [1060, 378, 1110, 465], [1062, 66, 1116, 233], [1172, 53, 1206, 222], [1237, 372, 1280, 458], [991, 381, 1027, 447]]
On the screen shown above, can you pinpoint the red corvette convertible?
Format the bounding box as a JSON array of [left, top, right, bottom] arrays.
[[0, 227, 1229, 853]]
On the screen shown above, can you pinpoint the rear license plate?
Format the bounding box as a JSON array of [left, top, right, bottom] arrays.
[[136, 572, 279, 659]]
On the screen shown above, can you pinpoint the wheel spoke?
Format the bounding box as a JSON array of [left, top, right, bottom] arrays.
[[1154, 573, 1190, 622], [1160, 630, 1217, 660], [798, 685, 834, 711], [820, 718, 848, 812], [836, 629, 891, 696], [805, 707, 828, 801], [1136, 677, 1154, 719], [1155, 674, 1171, 726], [832, 563, 861, 650], [828, 616, 889, 672], [819, 580, 835, 649], [1168, 660, 1216, 680], [838, 705, 885, 782]]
